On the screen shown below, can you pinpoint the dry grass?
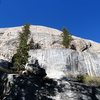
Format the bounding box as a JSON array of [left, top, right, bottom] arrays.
[[77, 75, 100, 86], [84, 75, 100, 86]]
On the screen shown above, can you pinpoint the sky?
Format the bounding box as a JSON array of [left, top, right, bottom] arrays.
[[0, 0, 100, 42]]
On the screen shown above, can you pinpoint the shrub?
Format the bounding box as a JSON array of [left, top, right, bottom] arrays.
[[62, 28, 72, 48], [29, 38, 41, 49], [29, 38, 34, 49], [76, 75, 85, 83]]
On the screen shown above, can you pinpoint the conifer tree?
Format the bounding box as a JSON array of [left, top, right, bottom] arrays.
[[62, 28, 72, 48], [12, 24, 30, 71]]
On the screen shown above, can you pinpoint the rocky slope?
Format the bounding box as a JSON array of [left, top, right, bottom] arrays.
[[0, 25, 100, 78], [0, 25, 100, 100]]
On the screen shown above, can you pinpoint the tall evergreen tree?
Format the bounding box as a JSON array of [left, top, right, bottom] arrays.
[[12, 24, 30, 71], [62, 28, 72, 48]]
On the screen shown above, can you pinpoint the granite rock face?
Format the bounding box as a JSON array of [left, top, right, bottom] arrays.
[[70, 39, 92, 52], [0, 25, 100, 100], [1, 61, 100, 100], [1, 62, 59, 100], [28, 49, 100, 79], [0, 25, 100, 78]]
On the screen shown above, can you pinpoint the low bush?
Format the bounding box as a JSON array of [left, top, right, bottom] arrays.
[[29, 38, 41, 49]]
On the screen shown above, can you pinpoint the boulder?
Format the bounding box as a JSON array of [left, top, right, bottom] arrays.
[[70, 39, 91, 52]]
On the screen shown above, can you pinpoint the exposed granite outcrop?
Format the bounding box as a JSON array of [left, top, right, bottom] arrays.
[[0, 25, 100, 100], [0, 60, 100, 100]]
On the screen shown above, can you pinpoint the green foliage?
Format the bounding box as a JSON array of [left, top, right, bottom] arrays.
[[29, 38, 34, 49], [62, 28, 72, 48], [0, 67, 12, 73], [12, 24, 30, 71], [29, 38, 41, 49], [77, 75, 85, 83]]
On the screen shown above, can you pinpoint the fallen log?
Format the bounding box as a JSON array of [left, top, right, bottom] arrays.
[[0, 67, 13, 74]]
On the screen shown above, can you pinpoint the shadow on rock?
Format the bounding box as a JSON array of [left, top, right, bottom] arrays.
[[0, 60, 62, 100], [60, 77, 100, 100]]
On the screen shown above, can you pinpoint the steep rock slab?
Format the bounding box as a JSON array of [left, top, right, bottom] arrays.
[[0, 25, 100, 61], [0, 25, 100, 78], [28, 49, 100, 79]]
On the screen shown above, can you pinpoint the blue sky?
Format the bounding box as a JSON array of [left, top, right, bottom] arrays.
[[0, 0, 100, 42]]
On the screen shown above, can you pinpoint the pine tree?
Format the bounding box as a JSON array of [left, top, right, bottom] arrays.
[[12, 24, 30, 71], [62, 28, 72, 48]]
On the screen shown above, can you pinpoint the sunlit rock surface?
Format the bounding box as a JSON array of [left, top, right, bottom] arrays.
[[0, 25, 100, 100], [29, 49, 100, 79]]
